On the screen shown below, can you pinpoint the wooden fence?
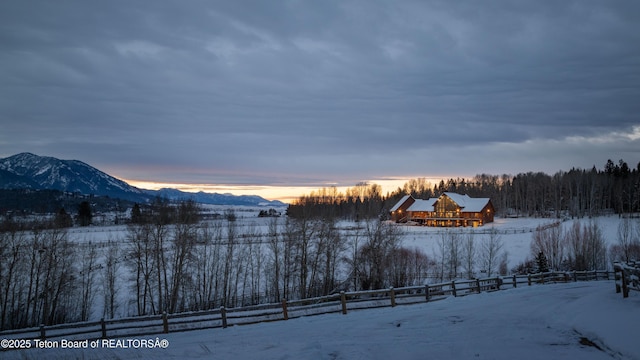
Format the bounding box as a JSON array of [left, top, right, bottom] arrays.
[[614, 261, 640, 298], [0, 270, 613, 347]]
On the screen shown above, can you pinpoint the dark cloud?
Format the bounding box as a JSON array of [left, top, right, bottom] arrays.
[[1, 0, 639, 189]]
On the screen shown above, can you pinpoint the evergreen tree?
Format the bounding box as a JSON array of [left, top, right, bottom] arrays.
[[130, 203, 143, 223], [54, 207, 73, 228], [535, 251, 549, 273], [77, 201, 92, 226]]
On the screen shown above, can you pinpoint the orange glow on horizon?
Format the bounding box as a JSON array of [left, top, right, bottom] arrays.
[[121, 177, 448, 204]]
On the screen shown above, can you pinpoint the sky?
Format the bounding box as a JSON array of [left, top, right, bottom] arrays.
[[1, 1, 639, 201]]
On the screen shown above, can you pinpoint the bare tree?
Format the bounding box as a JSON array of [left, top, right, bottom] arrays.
[[34, 227, 76, 326], [168, 221, 196, 313], [498, 252, 509, 276], [78, 242, 98, 321], [616, 217, 634, 262], [192, 221, 224, 310], [152, 221, 170, 314], [322, 220, 345, 294], [434, 231, 462, 281], [0, 225, 27, 330], [280, 219, 299, 300], [357, 220, 403, 289], [301, 217, 346, 296], [347, 225, 362, 291], [530, 224, 565, 270], [565, 220, 607, 270], [243, 222, 264, 305], [434, 234, 446, 282], [101, 240, 120, 319], [221, 210, 237, 306], [266, 217, 283, 301], [447, 232, 462, 280], [480, 229, 504, 277], [288, 217, 317, 298], [388, 247, 431, 287], [462, 232, 476, 279], [126, 223, 156, 315], [584, 221, 607, 270]]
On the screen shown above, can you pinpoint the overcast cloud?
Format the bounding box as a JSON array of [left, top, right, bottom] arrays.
[[1, 1, 639, 192]]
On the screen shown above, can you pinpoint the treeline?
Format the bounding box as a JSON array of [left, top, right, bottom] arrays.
[[0, 189, 133, 216], [0, 197, 197, 232], [286, 182, 387, 220], [287, 159, 640, 220]]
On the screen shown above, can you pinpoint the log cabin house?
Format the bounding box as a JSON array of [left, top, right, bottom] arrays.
[[390, 192, 494, 227]]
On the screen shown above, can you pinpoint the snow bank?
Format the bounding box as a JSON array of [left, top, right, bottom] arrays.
[[4, 281, 637, 360]]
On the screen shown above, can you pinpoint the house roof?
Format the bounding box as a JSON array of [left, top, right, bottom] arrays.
[[441, 192, 491, 212], [407, 198, 438, 212], [460, 198, 491, 212], [390, 195, 412, 212], [395, 192, 491, 213]]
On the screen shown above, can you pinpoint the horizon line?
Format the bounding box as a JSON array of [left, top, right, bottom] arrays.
[[122, 177, 450, 204]]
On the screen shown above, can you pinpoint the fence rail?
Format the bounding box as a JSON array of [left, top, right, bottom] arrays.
[[0, 270, 614, 349], [614, 261, 640, 298]]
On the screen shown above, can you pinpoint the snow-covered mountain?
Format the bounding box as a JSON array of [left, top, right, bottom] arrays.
[[0, 153, 285, 206], [0, 153, 148, 202]]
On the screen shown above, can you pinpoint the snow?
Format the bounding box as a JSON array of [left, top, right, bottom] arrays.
[[4, 281, 638, 359], [389, 194, 411, 212], [401, 215, 622, 271], [65, 214, 623, 267]]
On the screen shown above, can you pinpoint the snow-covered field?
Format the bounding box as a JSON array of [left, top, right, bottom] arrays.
[[66, 213, 625, 272], [401, 215, 624, 271], [5, 281, 638, 360]]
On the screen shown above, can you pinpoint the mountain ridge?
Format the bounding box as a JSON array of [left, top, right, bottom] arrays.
[[0, 153, 285, 207]]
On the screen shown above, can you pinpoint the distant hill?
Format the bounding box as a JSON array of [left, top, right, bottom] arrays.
[[0, 153, 285, 207], [151, 188, 285, 207]]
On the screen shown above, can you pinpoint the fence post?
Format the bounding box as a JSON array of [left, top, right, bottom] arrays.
[[621, 270, 629, 298], [451, 281, 457, 297], [220, 306, 228, 328], [615, 266, 621, 293], [39, 324, 46, 340], [282, 299, 289, 320], [340, 291, 347, 315], [101, 318, 107, 339], [513, 274, 517, 288], [425, 284, 430, 302], [162, 312, 169, 334], [390, 287, 396, 307], [476, 279, 481, 293], [527, 274, 532, 286], [573, 271, 577, 282]]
